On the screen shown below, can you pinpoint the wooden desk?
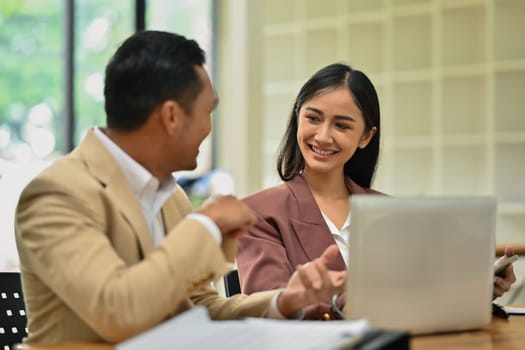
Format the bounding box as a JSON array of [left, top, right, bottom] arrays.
[[411, 315, 525, 349], [14, 315, 525, 350], [496, 244, 525, 256]]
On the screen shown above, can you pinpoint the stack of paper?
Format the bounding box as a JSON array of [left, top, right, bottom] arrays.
[[503, 306, 525, 315], [117, 306, 371, 350]]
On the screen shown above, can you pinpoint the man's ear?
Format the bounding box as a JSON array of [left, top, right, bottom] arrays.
[[158, 99, 185, 135]]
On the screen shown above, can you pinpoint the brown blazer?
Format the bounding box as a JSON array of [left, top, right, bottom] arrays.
[[15, 129, 275, 345], [237, 175, 382, 319]]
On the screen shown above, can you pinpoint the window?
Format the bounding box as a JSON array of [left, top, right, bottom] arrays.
[[74, 0, 134, 143], [148, 0, 214, 178], [0, 0, 64, 271], [0, 0, 214, 271]]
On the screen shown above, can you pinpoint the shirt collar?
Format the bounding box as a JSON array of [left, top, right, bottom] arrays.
[[93, 127, 176, 209], [321, 212, 351, 239]]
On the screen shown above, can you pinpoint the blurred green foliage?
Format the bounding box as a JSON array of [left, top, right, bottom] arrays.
[[0, 0, 132, 151]]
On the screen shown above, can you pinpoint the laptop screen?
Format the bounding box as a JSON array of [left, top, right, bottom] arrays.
[[345, 195, 496, 334]]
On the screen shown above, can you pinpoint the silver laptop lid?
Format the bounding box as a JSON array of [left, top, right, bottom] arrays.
[[345, 195, 496, 334]]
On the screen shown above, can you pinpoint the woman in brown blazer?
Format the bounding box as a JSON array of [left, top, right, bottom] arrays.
[[237, 63, 382, 320], [237, 63, 517, 320]]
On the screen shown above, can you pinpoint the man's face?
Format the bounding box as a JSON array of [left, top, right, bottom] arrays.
[[173, 66, 217, 171]]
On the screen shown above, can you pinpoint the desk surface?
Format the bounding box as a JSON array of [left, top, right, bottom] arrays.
[[496, 244, 525, 256], [14, 315, 525, 350], [411, 315, 525, 349]]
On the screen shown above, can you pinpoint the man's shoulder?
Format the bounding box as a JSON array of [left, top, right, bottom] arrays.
[[21, 153, 100, 202]]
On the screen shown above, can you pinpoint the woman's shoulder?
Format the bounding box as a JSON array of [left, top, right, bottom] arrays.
[[367, 187, 387, 195], [243, 181, 291, 206], [347, 177, 388, 196], [243, 175, 309, 205]]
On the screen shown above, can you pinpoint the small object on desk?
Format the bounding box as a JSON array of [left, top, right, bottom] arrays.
[[353, 329, 410, 350], [503, 306, 525, 315], [493, 303, 509, 319]]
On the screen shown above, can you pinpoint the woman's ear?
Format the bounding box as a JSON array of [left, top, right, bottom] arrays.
[[358, 126, 377, 149], [158, 99, 185, 135]]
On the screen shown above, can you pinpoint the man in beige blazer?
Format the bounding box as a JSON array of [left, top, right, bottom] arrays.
[[15, 30, 345, 345]]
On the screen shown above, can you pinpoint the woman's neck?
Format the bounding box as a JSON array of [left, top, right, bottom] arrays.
[[302, 170, 349, 199]]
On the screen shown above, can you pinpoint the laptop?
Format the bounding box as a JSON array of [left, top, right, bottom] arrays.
[[344, 195, 496, 335]]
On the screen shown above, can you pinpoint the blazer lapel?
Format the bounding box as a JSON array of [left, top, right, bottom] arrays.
[[105, 175, 154, 255], [76, 129, 154, 256], [287, 176, 346, 271], [161, 191, 189, 233]]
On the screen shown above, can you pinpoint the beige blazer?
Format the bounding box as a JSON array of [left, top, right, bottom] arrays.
[[15, 129, 275, 345]]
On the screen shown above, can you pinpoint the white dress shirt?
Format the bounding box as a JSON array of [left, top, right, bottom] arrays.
[[93, 127, 221, 246]]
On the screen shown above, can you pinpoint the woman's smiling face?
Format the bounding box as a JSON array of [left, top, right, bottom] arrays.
[[296, 87, 375, 176]]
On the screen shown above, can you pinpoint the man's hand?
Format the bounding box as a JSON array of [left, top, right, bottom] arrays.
[[494, 246, 517, 299], [196, 195, 256, 238], [277, 244, 346, 317]]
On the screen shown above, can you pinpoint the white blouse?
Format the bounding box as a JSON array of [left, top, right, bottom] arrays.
[[320, 211, 351, 265]]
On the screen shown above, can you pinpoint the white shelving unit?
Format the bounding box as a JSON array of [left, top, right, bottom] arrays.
[[252, 0, 525, 244]]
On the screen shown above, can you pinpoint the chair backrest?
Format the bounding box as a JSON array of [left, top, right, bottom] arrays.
[[223, 270, 241, 297], [0, 272, 27, 350]]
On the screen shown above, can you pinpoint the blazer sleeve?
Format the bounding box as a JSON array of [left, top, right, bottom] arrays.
[[190, 285, 276, 320], [237, 212, 295, 294], [15, 176, 234, 342], [237, 214, 341, 320]]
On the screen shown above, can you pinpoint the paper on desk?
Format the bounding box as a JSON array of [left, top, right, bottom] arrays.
[[503, 306, 525, 315], [117, 306, 370, 350]]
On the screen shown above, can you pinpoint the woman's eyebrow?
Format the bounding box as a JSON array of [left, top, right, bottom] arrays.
[[305, 107, 356, 122], [335, 115, 356, 123], [305, 106, 322, 114]]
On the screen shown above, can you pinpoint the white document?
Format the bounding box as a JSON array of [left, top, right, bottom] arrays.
[[117, 306, 370, 350], [503, 306, 525, 315]]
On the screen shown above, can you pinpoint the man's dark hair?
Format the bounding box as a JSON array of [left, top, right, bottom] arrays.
[[104, 30, 206, 131]]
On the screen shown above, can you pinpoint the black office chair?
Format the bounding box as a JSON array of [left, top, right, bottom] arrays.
[[223, 269, 241, 297], [0, 272, 27, 350]]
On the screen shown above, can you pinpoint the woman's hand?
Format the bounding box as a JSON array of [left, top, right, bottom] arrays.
[[277, 245, 346, 317]]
